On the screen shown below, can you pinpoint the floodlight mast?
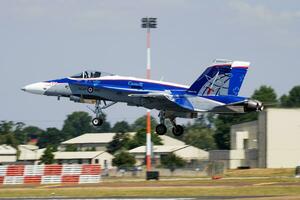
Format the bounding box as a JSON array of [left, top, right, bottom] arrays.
[[141, 17, 157, 172]]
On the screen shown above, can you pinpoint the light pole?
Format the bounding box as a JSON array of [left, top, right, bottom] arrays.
[[141, 17, 157, 172]]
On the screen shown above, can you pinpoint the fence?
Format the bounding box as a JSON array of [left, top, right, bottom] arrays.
[[105, 161, 225, 177], [0, 164, 101, 185]]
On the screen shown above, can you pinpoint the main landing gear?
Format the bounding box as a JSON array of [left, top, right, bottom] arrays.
[[155, 111, 184, 137], [89, 100, 116, 127]]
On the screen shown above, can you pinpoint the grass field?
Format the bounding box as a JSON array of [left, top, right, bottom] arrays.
[[0, 169, 299, 198], [224, 168, 295, 177], [1, 177, 300, 198]]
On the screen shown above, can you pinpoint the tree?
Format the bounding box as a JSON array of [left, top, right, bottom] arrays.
[[112, 121, 131, 133], [281, 86, 300, 107], [131, 115, 158, 132], [106, 133, 131, 154], [128, 128, 163, 149], [40, 146, 55, 164], [0, 121, 15, 134], [37, 128, 62, 148], [160, 153, 186, 172], [18, 126, 44, 145], [252, 85, 278, 105], [112, 151, 136, 169], [213, 85, 278, 149], [62, 111, 94, 139], [183, 125, 216, 150], [0, 121, 23, 148]]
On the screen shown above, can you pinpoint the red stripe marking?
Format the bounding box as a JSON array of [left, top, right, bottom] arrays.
[[44, 165, 62, 176], [62, 175, 79, 184], [6, 165, 25, 176], [232, 66, 249, 69], [24, 176, 41, 184], [81, 165, 101, 175], [146, 155, 151, 171]]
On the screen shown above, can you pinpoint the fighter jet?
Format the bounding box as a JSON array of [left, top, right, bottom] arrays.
[[22, 59, 263, 136]]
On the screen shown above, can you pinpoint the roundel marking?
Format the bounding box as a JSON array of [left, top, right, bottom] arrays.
[[87, 87, 94, 93]]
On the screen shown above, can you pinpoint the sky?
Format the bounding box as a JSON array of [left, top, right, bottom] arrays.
[[0, 0, 300, 129]]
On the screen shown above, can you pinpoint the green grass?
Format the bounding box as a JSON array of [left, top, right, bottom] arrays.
[[1, 186, 300, 198], [0, 177, 300, 198], [224, 168, 295, 177]]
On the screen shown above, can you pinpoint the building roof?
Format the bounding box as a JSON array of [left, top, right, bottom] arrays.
[[0, 145, 16, 154], [54, 151, 112, 160], [129, 145, 209, 160], [61, 132, 135, 145], [62, 132, 184, 146], [159, 135, 186, 146], [129, 145, 188, 154], [19, 144, 39, 151]]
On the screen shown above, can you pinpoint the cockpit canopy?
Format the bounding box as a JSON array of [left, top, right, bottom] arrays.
[[70, 70, 114, 79]]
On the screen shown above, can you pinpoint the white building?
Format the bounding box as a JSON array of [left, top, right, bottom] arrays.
[[60, 133, 135, 151], [18, 145, 45, 164], [54, 151, 114, 168], [60, 133, 185, 151], [129, 145, 208, 166], [0, 145, 17, 164], [159, 135, 186, 146], [210, 109, 300, 169]]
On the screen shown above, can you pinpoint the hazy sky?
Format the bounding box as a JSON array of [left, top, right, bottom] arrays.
[[1, 0, 300, 129]]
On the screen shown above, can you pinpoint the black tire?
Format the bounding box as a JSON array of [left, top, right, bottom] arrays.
[[156, 124, 167, 135], [172, 125, 184, 136], [92, 118, 103, 126]]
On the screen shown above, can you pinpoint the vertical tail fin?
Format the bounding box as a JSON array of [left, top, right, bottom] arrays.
[[186, 60, 250, 96]]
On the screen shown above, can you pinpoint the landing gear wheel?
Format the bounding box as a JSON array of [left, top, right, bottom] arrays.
[[156, 124, 167, 135], [172, 125, 184, 136], [92, 118, 103, 126]]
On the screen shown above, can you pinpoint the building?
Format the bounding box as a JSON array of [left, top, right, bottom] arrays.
[[159, 135, 186, 146], [210, 109, 300, 169], [18, 145, 45, 164], [129, 145, 208, 166], [60, 132, 135, 151], [54, 151, 114, 168], [60, 132, 184, 151], [17, 145, 114, 168], [0, 145, 17, 164]]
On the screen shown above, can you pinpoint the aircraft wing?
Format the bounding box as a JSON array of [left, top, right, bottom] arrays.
[[128, 92, 197, 113], [68, 81, 200, 113]]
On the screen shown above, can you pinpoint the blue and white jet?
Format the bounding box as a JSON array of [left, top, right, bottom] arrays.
[[22, 59, 263, 136]]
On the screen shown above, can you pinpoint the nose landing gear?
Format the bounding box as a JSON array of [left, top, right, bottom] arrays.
[[92, 117, 103, 126], [88, 100, 117, 127]]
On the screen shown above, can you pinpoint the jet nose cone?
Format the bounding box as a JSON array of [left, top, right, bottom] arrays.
[[21, 82, 48, 95]]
